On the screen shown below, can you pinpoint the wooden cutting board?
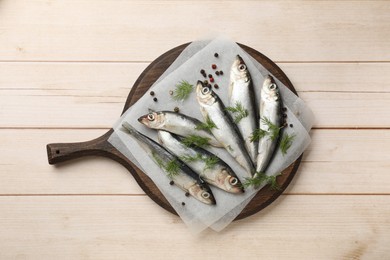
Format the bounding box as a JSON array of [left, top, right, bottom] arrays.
[[46, 43, 302, 220]]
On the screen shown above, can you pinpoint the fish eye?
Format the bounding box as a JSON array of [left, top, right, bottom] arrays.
[[201, 87, 210, 95], [201, 192, 210, 199], [229, 177, 239, 186], [269, 83, 277, 90], [238, 64, 246, 71], [147, 113, 155, 121]]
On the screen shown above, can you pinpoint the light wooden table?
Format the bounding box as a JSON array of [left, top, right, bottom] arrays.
[[1, 1, 389, 259]]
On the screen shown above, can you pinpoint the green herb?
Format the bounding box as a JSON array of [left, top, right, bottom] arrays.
[[151, 152, 165, 169], [267, 173, 281, 190], [250, 128, 268, 142], [195, 115, 218, 132], [242, 172, 269, 188], [203, 155, 219, 171], [181, 135, 210, 148], [165, 160, 181, 178], [172, 80, 193, 101], [280, 133, 296, 155], [225, 102, 249, 123], [179, 153, 203, 163], [261, 117, 281, 141], [242, 172, 281, 190]]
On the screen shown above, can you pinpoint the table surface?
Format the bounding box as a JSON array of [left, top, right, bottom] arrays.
[[1, 1, 389, 259]]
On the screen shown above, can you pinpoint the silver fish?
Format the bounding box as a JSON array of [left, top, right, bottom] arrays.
[[196, 81, 255, 176], [256, 75, 282, 173], [121, 122, 216, 205], [138, 111, 222, 147], [229, 55, 258, 164], [157, 130, 244, 194]]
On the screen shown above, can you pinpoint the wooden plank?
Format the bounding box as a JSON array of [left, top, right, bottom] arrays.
[[0, 1, 388, 62], [0, 129, 144, 195], [0, 195, 389, 259], [1, 62, 390, 128], [1, 129, 390, 195]]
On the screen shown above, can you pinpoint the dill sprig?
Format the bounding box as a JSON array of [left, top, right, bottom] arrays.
[[280, 133, 296, 155], [203, 155, 219, 171], [267, 173, 282, 190], [195, 115, 218, 132], [179, 153, 203, 163], [181, 135, 210, 148], [261, 117, 281, 141], [151, 152, 165, 169], [225, 102, 249, 123], [151, 152, 180, 179], [250, 128, 268, 142], [242, 172, 281, 190], [165, 160, 181, 178], [172, 80, 193, 101], [242, 172, 269, 188]]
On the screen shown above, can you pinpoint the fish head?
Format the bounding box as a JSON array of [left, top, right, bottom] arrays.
[[216, 167, 244, 193], [196, 81, 216, 106], [262, 75, 280, 102], [188, 182, 216, 205], [230, 55, 251, 83], [138, 111, 165, 129]]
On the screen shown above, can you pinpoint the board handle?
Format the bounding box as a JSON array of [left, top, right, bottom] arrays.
[[46, 131, 112, 165]]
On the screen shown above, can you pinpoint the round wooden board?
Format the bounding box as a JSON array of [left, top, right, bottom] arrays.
[[47, 43, 302, 221]]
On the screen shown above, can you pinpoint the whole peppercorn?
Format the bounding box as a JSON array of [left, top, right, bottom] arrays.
[[150, 91, 155, 96], [203, 80, 208, 85], [289, 124, 293, 128], [174, 107, 179, 113], [208, 74, 212, 78], [169, 181, 174, 185], [200, 69, 205, 74], [207, 84, 212, 88], [215, 71, 220, 76], [214, 84, 219, 89], [214, 53, 219, 58], [211, 64, 217, 70], [210, 77, 214, 83], [219, 70, 224, 75], [153, 97, 158, 102], [181, 202, 185, 206]]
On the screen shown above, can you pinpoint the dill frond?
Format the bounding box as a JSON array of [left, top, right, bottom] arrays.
[[225, 102, 249, 123], [151, 152, 165, 169], [203, 155, 219, 171], [181, 135, 210, 148], [267, 173, 282, 190], [195, 115, 218, 132], [280, 133, 296, 155], [165, 160, 180, 178], [179, 153, 203, 163], [261, 117, 281, 141], [172, 80, 193, 101], [250, 128, 268, 142], [241, 172, 269, 188]]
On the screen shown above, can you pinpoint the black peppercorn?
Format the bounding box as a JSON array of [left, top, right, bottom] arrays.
[[215, 71, 220, 76], [169, 181, 174, 185], [174, 107, 179, 113], [182, 202, 185, 206], [289, 124, 293, 128], [214, 84, 219, 89], [153, 97, 158, 102], [214, 53, 219, 58], [219, 70, 223, 75], [150, 91, 155, 96], [185, 192, 190, 197]]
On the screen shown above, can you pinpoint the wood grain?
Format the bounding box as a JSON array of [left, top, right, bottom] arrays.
[[0, 1, 388, 62], [0, 195, 389, 259], [1, 63, 390, 128], [2, 129, 390, 195], [0, 0, 389, 258]]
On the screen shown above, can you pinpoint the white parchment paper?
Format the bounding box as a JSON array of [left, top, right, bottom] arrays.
[[108, 38, 313, 232]]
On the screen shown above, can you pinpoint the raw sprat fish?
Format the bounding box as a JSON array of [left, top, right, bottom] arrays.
[[121, 122, 216, 205], [196, 81, 255, 176], [157, 130, 244, 194], [228, 55, 258, 164], [138, 111, 223, 148], [256, 75, 283, 173]]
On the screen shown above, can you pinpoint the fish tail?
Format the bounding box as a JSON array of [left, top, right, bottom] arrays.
[[121, 122, 138, 136]]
